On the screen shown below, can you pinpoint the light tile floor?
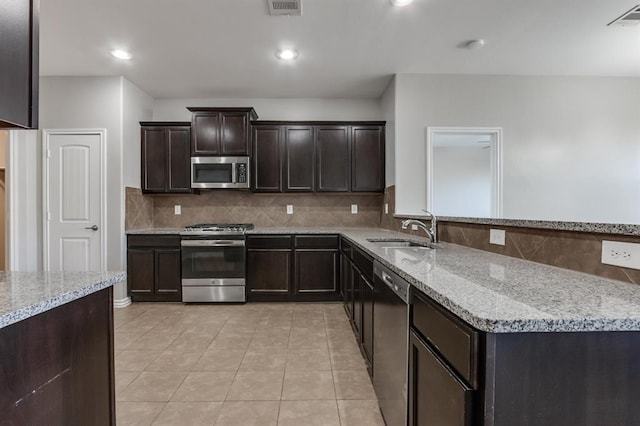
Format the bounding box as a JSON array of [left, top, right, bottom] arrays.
[[114, 302, 385, 425]]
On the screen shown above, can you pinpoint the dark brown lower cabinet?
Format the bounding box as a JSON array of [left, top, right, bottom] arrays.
[[361, 273, 374, 372], [246, 249, 292, 299], [246, 234, 339, 302], [127, 235, 181, 302], [295, 249, 339, 301], [0, 288, 114, 424], [340, 251, 353, 319], [409, 330, 473, 426]]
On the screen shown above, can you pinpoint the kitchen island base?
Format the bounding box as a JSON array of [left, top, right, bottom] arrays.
[[0, 287, 115, 425]]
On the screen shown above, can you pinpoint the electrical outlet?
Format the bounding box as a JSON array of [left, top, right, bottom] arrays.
[[602, 241, 640, 269], [174, 205, 181, 215], [384, 203, 389, 214], [489, 229, 506, 246], [351, 204, 358, 214], [286, 205, 293, 215]]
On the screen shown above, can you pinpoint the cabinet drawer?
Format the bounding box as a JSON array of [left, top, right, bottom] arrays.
[[340, 237, 353, 258], [412, 291, 479, 388], [128, 235, 180, 248], [353, 246, 374, 282], [246, 235, 292, 249], [294, 235, 339, 249]]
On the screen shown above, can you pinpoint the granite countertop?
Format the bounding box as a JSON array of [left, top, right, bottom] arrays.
[[128, 226, 640, 333], [126, 228, 182, 235], [0, 271, 126, 329], [394, 214, 640, 236]]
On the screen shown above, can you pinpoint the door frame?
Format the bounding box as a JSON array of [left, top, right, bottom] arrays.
[[42, 129, 107, 271], [426, 126, 503, 218]]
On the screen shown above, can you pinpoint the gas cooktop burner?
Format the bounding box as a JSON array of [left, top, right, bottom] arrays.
[[181, 223, 254, 235]]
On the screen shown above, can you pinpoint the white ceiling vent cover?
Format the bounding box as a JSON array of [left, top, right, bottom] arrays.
[[268, 0, 302, 16], [608, 5, 640, 26]]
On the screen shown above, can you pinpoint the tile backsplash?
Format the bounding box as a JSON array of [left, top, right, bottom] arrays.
[[126, 187, 383, 229]]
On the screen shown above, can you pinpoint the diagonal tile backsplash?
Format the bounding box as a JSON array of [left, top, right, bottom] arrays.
[[126, 187, 383, 230]]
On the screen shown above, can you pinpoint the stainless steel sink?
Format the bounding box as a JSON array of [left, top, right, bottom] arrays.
[[366, 238, 433, 249]]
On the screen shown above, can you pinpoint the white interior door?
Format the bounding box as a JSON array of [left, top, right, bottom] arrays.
[[44, 130, 105, 272]]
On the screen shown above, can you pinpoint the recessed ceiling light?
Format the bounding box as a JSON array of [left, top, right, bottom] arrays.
[[276, 48, 298, 60], [390, 0, 413, 6], [110, 49, 132, 60]]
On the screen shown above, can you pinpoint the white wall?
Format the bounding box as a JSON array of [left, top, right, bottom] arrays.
[[380, 77, 396, 186], [432, 146, 491, 217], [153, 97, 382, 121], [6, 130, 41, 271], [122, 79, 154, 189], [394, 74, 640, 223]]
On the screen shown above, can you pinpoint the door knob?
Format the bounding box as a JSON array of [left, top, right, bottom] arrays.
[[85, 225, 99, 231]]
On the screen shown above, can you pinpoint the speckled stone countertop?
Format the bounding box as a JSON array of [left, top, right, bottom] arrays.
[[0, 271, 126, 329], [126, 228, 182, 234], [128, 226, 640, 333], [394, 214, 640, 236]]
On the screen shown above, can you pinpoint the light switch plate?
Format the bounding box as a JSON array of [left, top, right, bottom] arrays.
[[174, 205, 181, 215], [602, 240, 640, 270], [286, 205, 293, 215], [351, 204, 358, 214], [489, 229, 506, 245], [384, 203, 389, 214]]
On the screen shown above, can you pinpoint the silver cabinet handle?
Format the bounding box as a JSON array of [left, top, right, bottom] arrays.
[[85, 225, 99, 231]]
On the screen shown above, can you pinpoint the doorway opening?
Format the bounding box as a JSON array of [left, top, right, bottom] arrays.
[[426, 127, 503, 218]]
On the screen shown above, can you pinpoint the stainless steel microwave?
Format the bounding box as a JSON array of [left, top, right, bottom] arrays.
[[191, 156, 250, 189]]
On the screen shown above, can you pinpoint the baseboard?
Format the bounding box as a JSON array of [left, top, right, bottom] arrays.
[[113, 297, 132, 309]]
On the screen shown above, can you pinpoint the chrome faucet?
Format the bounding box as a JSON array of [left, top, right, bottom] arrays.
[[401, 210, 437, 243]]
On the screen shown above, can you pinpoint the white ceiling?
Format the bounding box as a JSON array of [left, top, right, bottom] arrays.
[[39, 0, 640, 99]]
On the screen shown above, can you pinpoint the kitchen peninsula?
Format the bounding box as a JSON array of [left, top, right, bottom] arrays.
[[127, 225, 640, 425], [0, 271, 126, 425]]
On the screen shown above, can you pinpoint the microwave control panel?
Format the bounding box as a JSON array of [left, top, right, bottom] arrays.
[[237, 163, 247, 183]]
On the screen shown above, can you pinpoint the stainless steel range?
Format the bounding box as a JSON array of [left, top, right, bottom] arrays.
[[180, 223, 254, 303]]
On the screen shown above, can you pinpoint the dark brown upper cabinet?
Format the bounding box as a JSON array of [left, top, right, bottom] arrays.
[[252, 125, 283, 192], [140, 122, 192, 194], [316, 126, 350, 192], [188, 107, 258, 156], [284, 126, 315, 192], [251, 121, 385, 193], [352, 126, 385, 192], [0, 0, 38, 129]]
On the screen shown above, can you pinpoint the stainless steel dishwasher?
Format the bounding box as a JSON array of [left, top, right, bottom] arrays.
[[373, 260, 410, 426]]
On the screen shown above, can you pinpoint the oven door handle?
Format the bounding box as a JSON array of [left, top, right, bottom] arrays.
[[181, 240, 245, 247]]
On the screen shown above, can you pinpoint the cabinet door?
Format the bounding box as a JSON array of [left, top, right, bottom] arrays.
[[316, 126, 350, 192], [141, 128, 168, 192], [284, 126, 315, 192], [353, 269, 363, 338], [295, 249, 339, 300], [340, 252, 353, 317], [247, 250, 292, 300], [409, 330, 473, 426], [167, 127, 191, 193], [351, 126, 384, 192], [0, 0, 38, 128], [127, 248, 154, 296], [362, 275, 374, 370], [191, 112, 221, 155], [252, 126, 282, 192], [220, 112, 249, 155], [154, 249, 182, 301]]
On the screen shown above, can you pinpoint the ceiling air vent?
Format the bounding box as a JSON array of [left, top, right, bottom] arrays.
[[608, 5, 640, 26], [268, 0, 302, 16]]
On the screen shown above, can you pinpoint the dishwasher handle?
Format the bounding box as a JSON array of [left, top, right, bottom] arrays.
[[374, 261, 410, 303]]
